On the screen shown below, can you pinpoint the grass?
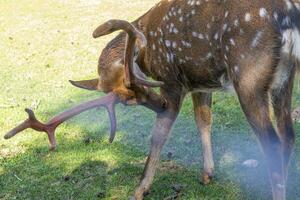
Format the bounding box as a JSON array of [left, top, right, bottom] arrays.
[[0, 0, 300, 199]]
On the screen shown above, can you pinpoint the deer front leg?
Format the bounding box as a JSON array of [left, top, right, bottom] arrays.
[[192, 92, 214, 185], [132, 92, 182, 200]]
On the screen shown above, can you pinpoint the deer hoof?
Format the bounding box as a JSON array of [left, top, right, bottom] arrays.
[[49, 145, 56, 151], [130, 195, 142, 200], [132, 188, 148, 200], [201, 172, 214, 185]]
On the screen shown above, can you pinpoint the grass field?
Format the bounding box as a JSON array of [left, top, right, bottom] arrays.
[[1, 1, 300, 199]]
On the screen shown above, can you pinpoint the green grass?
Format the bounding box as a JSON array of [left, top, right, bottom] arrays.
[[0, 1, 300, 199]]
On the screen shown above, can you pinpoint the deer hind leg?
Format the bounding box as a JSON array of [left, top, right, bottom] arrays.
[[132, 89, 184, 200], [192, 92, 214, 184], [232, 60, 287, 200], [235, 87, 286, 200], [271, 59, 296, 181]]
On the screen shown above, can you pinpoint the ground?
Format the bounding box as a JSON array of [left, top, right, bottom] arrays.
[[0, 0, 300, 199]]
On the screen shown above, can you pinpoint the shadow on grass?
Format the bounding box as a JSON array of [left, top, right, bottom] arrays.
[[1, 92, 300, 199], [0, 153, 109, 199]]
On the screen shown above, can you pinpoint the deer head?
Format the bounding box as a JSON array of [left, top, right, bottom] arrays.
[[4, 19, 167, 150]]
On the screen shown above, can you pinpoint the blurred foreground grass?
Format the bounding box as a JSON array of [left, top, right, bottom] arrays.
[[1, 1, 300, 199]]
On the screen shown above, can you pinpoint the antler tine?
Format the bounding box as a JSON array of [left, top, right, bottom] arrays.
[[4, 108, 57, 150], [106, 103, 117, 143], [132, 63, 164, 88], [4, 92, 120, 150], [93, 19, 164, 88], [25, 108, 36, 121], [4, 108, 47, 138]]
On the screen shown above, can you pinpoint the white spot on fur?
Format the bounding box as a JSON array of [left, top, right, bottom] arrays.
[[172, 41, 177, 48], [225, 45, 230, 52], [206, 52, 212, 59], [230, 38, 236, 46], [234, 19, 239, 27], [234, 65, 239, 73], [225, 11, 229, 18], [181, 40, 192, 48], [165, 40, 171, 47], [214, 33, 219, 40], [224, 54, 228, 60], [152, 44, 156, 50], [259, 8, 268, 18], [173, 27, 179, 34], [273, 12, 279, 21], [192, 31, 204, 39], [245, 13, 251, 22]]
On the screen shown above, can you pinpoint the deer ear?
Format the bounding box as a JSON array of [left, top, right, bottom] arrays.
[[69, 78, 101, 91]]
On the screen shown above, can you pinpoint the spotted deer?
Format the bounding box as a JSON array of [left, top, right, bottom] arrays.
[[4, 0, 300, 199]]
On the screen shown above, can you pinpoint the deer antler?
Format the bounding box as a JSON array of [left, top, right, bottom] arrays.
[[93, 19, 164, 88], [4, 92, 119, 150]]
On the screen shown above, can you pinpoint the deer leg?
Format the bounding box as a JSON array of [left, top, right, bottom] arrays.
[[271, 62, 296, 181], [235, 84, 286, 200], [132, 91, 182, 200], [192, 92, 214, 185]]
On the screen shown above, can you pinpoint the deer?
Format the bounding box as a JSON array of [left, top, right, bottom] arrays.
[[4, 0, 300, 199]]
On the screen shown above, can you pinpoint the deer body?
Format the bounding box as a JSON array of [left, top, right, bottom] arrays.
[[96, 1, 299, 199], [5, 0, 300, 200], [137, 0, 298, 94], [140, 0, 231, 93]]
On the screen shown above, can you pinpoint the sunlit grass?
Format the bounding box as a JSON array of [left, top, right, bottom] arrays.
[[0, 0, 300, 199]]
